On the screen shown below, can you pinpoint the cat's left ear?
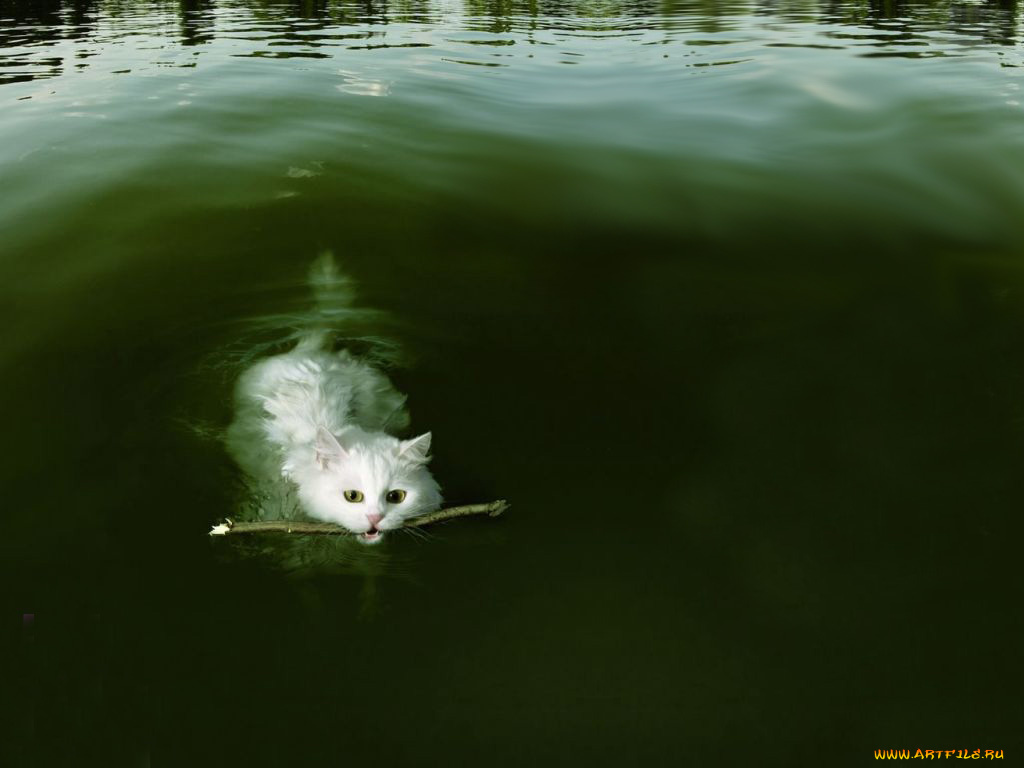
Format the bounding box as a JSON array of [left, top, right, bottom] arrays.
[[316, 426, 347, 470], [398, 432, 432, 464]]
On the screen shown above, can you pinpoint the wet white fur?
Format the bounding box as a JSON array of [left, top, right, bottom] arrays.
[[227, 337, 441, 542]]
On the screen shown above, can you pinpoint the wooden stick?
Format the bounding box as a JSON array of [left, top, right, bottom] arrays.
[[209, 500, 509, 537]]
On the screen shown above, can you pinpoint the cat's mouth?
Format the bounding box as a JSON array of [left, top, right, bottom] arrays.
[[359, 530, 383, 544]]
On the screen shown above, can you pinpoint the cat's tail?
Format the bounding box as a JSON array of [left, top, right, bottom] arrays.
[[292, 252, 401, 363], [291, 252, 353, 353], [308, 250, 356, 324]]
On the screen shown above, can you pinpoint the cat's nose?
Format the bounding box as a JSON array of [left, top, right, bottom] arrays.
[[366, 512, 383, 529]]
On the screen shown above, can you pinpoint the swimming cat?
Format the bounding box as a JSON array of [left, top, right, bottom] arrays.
[[225, 256, 441, 544]]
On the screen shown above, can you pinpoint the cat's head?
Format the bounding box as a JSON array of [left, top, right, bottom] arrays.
[[293, 426, 441, 544]]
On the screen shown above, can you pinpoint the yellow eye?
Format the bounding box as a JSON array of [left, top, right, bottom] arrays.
[[343, 490, 364, 503], [386, 489, 406, 504]]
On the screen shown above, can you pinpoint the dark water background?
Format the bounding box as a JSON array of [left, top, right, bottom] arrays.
[[4, 0, 1023, 764]]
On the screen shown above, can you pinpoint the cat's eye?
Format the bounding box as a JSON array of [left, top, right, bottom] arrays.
[[343, 490, 364, 503], [386, 489, 406, 504]]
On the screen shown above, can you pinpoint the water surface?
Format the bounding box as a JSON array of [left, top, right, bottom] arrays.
[[4, 0, 1022, 764]]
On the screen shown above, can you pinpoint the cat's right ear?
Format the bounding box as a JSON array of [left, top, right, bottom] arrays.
[[398, 432, 432, 464], [316, 426, 347, 470]]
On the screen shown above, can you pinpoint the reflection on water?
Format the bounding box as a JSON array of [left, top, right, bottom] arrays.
[[4, 0, 1024, 263], [1, 0, 1022, 87]]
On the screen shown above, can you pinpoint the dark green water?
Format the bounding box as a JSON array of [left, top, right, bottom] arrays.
[[4, 0, 1023, 764]]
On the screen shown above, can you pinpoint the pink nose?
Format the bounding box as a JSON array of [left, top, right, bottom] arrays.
[[366, 513, 383, 529]]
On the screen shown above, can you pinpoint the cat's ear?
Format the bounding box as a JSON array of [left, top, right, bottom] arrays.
[[316, 426, 347, 469], [398, 432, 432, 464]]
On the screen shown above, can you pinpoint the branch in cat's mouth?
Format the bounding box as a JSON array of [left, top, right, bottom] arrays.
[[208, 500, 509, 538]]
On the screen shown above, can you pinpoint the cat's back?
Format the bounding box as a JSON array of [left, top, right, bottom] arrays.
[[234, 345, 409, 447]]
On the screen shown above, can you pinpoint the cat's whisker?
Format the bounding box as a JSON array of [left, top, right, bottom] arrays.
[[395, 528, 419, 544], [402, 526, 431, 543]]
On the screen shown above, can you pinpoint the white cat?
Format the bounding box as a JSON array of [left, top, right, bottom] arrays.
[[225, 258, 441, 545]]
